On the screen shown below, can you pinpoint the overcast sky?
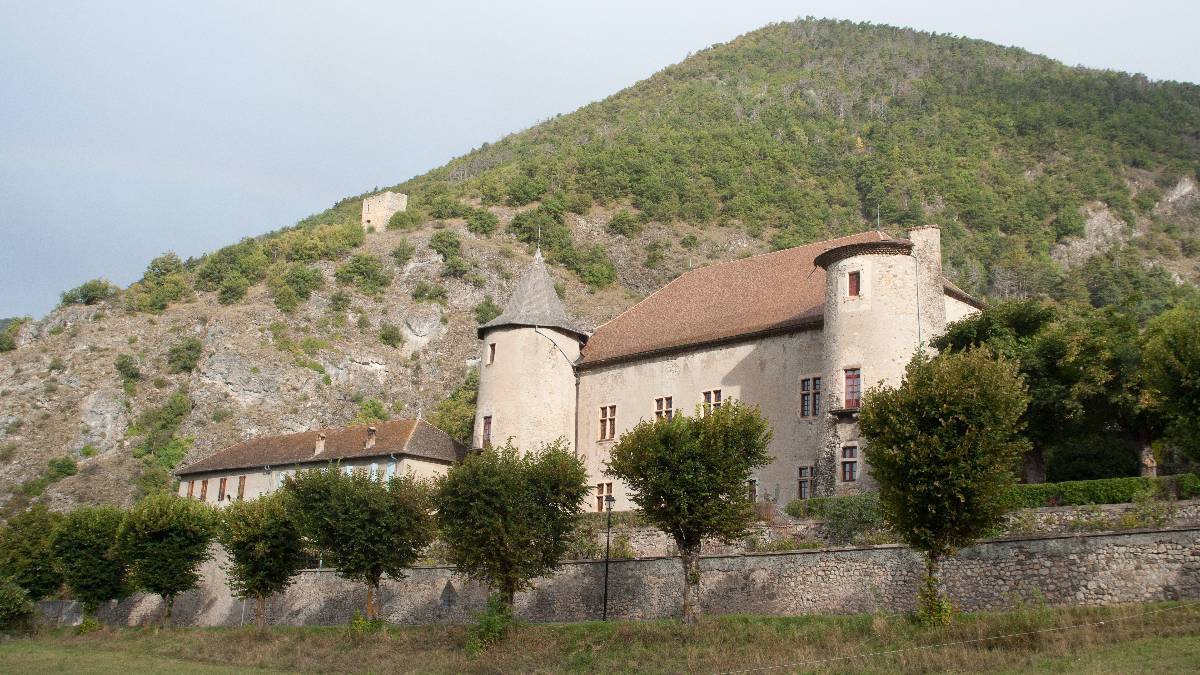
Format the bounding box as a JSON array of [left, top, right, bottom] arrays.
[[2, 0, 1197, 318]]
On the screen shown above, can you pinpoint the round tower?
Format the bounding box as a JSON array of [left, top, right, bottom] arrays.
[[812, 227, 945, 495], [474, 251, 586, 454]]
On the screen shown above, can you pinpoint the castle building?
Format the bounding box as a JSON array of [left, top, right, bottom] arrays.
[[175, 419, 467, 507], [361, 191, 408, 232], [474, 226, 981, 511]]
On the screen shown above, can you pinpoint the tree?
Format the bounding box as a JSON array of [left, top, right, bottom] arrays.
[[217, 493, 307, 628], [50, 506, 128, 618], [1142, 301, 1200, 460], [606, 402, 772, 623], [435, 440, 588, 608], [115, 494, 215, 623], [429, 369, 479, 445], [284, 469, 434, 619], [859, 350, 1028, 625], [60, 279, 118, 306], [0, 505, 63, 600]]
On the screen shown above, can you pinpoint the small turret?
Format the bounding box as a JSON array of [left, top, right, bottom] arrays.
[[474, 251, 586, 454]]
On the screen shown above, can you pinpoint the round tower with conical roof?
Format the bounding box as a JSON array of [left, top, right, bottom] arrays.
[[474, 250, 587, 453]]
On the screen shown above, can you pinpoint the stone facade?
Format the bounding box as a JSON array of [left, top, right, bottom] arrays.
[[476, 226, 983, 508], [361, 191, 408, 232], [43, 527, 1200, 627]]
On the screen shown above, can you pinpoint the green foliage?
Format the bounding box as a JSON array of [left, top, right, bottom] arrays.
[[125, 253, 191, 313], [465, 594, 516, 655], [861, 350, 1028, 560], [429, 230, 462, 260], [116, 493, 215, 621], [50, 506, 128, 615], [680, 234, 700, 250], [283, 469, 435, 618], [217, 493, 307, 628], [387, 209, 424, 230], [473, 296, 502, 325], [1142, 302, 1200, 459], [329, 290, 351, 313], [268, 263, 324, 314], [20, 456, 79, 498], [115, 353, 140, 385], [353, 398, 390, 424], [0, 578, 33, 632], [411, 281, 448, 305], [606, 401, 772, 622], [379, 323, 404, 349], [0, 505, 63, 600], [194, 238, 270, 296], [391, 240, 416, 267], [335, 254, 392, 295], [606, 211, 642, 237], [783, 493, 888, 545], [508, 204, 617, 288], [429, 369, 479, 445], [131, 391, 192, 470], [60, 279, 118, 306], [166, 337, 203, 374], [428, 195, 470, 219], [466, 208, 499, 236], [435, 440, 589, 605], [219, 273, 251, 304]]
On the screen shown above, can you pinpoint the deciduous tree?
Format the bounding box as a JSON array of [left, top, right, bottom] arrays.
[[605, 402, 772, 623], [435, 440, 589, 608], [116, 493, 215, 623], [217, 493, 307, 628], [0, 505, 63, 600], [859, 350, 1028, 625], [284, 468, 434, 619], [1141, 301, 1200, 460], [49, 506, 128, 618]]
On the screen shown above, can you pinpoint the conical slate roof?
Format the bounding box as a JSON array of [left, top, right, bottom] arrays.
[[478, 250, 587, 340]]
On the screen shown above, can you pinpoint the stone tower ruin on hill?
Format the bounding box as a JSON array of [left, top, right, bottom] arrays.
[[361, 191, 408, 232]]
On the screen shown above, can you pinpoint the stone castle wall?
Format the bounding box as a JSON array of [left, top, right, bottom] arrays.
[[360, 191, 407, 231], [42, 527, 1200, 628]]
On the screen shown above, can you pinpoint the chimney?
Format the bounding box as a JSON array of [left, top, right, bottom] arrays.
[[314, 432, 326, 456], [907, 225, 947, 347], [365, 426, 377, 450]]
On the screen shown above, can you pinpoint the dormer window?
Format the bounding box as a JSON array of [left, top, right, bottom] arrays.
[[848, 270, 861, 297]]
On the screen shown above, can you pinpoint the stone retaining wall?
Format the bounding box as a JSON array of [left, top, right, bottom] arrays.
[[41, 527, 1200, 628]]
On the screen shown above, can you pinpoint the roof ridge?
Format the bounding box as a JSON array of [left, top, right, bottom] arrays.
[[586, 230, 886, 336], [399, 417, 420, 453]]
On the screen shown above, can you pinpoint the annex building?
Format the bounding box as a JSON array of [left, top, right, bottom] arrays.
[[475, 225, 981, 510]]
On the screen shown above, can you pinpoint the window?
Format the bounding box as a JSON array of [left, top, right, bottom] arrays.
[[798, 466, 814, 499], [702, 389, 722, 416], [482, 415, 492, 447], [187, 480, 195, 498], [370, 462, 380, 480], [841, 445, 859, 482], [747, 479, 758, 502], [386, 460, 397, 481], [595, 482, 613, 512], [848, 270, 861, 297], [237, 475, 246, 500], [218, 477, 227, 501], [199, 479, 208, 502], [599, 405, 617, 440], [844, 368, 862, 409], [800, 377, 822, 418], [487, 343, 496, 365], [655, 396, 674, 420]]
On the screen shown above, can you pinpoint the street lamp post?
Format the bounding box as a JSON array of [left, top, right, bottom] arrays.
[[602, 494, 616, 621]]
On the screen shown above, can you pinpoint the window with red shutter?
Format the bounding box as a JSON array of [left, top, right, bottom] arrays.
[[482, 416, 492, 447], [218, 477, 227, 501], [199, 479, 208, 501], [848, 270, 861, 297], [237, 475, 246, 500], [844, 368, 862, 409]]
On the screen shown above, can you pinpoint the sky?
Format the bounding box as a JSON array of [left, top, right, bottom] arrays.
[[2, 1, 1198, 318]]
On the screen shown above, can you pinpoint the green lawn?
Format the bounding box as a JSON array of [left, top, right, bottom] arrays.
[[2, 602, 1197, 673]]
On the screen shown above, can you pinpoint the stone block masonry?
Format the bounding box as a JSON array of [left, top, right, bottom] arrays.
[[41, 527, 1200, 627], [361, 191, 407, 231]]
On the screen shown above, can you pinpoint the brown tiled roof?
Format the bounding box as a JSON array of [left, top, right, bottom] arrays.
[[176, 419, 468, 476], [579, 230, 980, 368]]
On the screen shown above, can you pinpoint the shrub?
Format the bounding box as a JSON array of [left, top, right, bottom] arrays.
[[391, 240, 416, 267], [131, 391, 192, 470], [115, 353, 140, 383], [0, 579, 34, 632], [607, 211, 642, 237], [50, 506, 129, 616], [680, 234, 700, 250], [0, 504, 63, 600], [329, 290, 351, 312], [335, 254, 392, 295], [379, 323, 404, 348], [466, 209, 499, 236], [785, 493, 887, 544], [125, 253, 191, 313], [557, 244, 616, 289], [217, 272, 250, 304], [429, 195, 470, 219], [473, 296, 502, 325], [429, 230, 462, 260], [116, 493, 216, 623], [194, 238, 269, 293], [166, 337, 203, 373], [61, 279, 118, 306], [387, 209, 424, 230], [465, 594, 515, 655], [430, 369, 478, 445], [353, 398, 390, 424], [269, 263, 323, 313], [442, 255, 472, 278], [411, 281, 448, 305]]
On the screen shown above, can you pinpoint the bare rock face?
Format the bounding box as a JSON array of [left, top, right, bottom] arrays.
[[402, 306, 444, 355], [1155, 176, 1198, 215], [76, 389, 125, 454], [198, 352, 282, 406], [1051, 202, 1128, 268], [329, 354, 391, 389]]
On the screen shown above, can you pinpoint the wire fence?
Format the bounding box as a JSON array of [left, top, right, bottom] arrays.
[[714, 600, 1200, 674]]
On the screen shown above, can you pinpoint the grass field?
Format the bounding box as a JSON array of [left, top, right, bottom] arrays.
[[2, 602, 1198, 673]]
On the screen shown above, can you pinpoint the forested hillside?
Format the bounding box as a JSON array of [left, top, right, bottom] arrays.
[[1, 18, 1198, 512]]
